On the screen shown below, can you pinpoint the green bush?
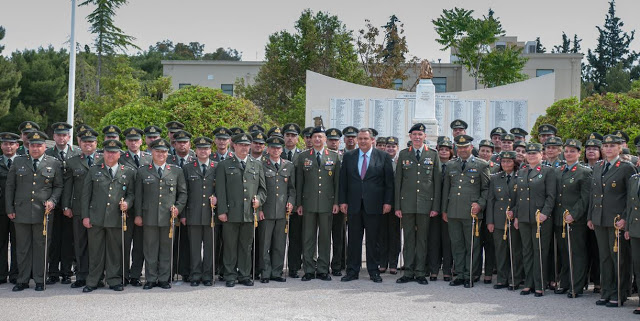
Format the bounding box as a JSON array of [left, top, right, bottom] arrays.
[[99, 97, 171, 148]]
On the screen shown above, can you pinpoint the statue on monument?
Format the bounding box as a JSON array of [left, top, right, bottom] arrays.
[[313, 116, 324, 128], [419, 60, 434, 79]]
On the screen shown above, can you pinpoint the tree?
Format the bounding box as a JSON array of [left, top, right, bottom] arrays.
[[479, 45, 528, 87], [604, 63, 631, 93], [584, 0, 639, 92], [238, 9, 368, 125], [552, 32, 582, 53], [0, 26, 21, 118], [535, 37, 546, 53], [433, 8, 505, 89], [203, 47, 242, 61], [79, 0, 139, 95]]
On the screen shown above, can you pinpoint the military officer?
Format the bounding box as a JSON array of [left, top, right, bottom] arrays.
[[477, 139, 497, 284], [509, 143, 557, 297], [62, 128, 102, 288], [543, 136, 565, 168], [326, 128, 343, 155], [341, 126, 358, 153], [182, 136, 217, 287], [428, 137, 454, 281], [165, 121, 185, 155], [479, 139, 500, 174], [514, 141, 527, 168], [119, 127, 151, 286], [248, 124, 265, 134], [490, 127, 507, 154], [486, 151, 522, 290], [395, 123, 442, 285], [144, 125, 162, 150], [296, 126, 341, 281], [103, 125, 122, 141], [211, 127, 234, 162], [281, 123, 304, 277], [0, 132, 20, 284], [6, 131, 63, 291], [215, 133, 266, 287], [375, 136, 387, 151], [300, 127, 313, 149], [250, 131, 266, 159], [282, 123, 302, 163], [537, 124, 557, 145], [259, 136, 295, 283], [134, 139, 187, 290], [266, 126, 283, 138], [75, 124, 93, 145], [442, 135, 490, 288], [45, 122, 80, 285], [625, 171, 640, 314], [325, 127, 346, 276], [169, 130, 196, 166], [587, 134, 635, 307], [501, 133, 515, 152], [379, 136, 401, 275], [81, 140, 135, 292], [510, 128, 528, 142], [613, 130, 638, 165], [16, 121, 40, 156]]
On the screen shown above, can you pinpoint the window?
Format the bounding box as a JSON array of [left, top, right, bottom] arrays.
[[178, 83, 191, 89], [528, 45, 536, 53], [495, 41, 506, 51], [221, 84, 234, 96], [432, 77, 447, 93], [392, 79, 403, 90], [536, 69, 554, 77]]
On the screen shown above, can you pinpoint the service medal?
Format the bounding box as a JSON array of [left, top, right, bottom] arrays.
[[329, 170, 332, 176], [612, 183, 616, 188]]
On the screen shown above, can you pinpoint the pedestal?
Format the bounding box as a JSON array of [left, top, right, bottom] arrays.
[[414, 79, 439, 148]]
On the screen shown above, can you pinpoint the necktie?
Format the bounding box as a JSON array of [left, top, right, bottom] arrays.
[[220, 155, 225, 161], [202, 164, 207, 175], [361, 154, 368, 180], [109, 168, 114, 179], [316, 152, 321, 166], [506, 174, 511, 184], [7, 159, 12, 169], [59, 151, 65, 160], [158, 167, 163, 178], [602, 162, 610, 177], [179, 158, 185, 167], [241, 160, 246, 170], [275, 162, 280, 170], [287, 151, 293, 161], [416, 149, 421, 160], [87, 156, 93, 167], [461, 160, 467, 171], [563, 166, 569, 174], [33, 159, 39, 172], [134, 154, 140, 167]]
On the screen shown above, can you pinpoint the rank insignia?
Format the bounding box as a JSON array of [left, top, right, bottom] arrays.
[[612, 182, 617, 188], [329, 170, 333, 176], [538, 174, 543, 179]]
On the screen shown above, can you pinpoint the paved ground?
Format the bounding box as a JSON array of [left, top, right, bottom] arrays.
[[2, 272, 638, 321]]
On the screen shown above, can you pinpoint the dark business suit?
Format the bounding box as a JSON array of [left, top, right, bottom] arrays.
[[338, 148, 394, 276]]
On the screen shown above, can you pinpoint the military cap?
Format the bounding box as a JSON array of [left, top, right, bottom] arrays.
[[27, 131, 48, 144], [622, 148, 631, 155], [194, 136, 213, 148], [51, 122, 72, 134], [19, 121, 40, 133], [248, 124, 265, 134], [544, 136, 563, 146], [513, 141, 527, 149], [538, 124, 557, 135], [564, 138, 582, 150], [634, 135, 640, 147], [386, 136, 399, 145], [499, 151, 517, 159], [0, 132, 20, 143], [267, 126, 283, 138], [587, 132, 603, 141], [603, 134, 622, 144], [450, 119, 468, 129], [585, 139, 602, 148], [103, 139, 123, 152], [173, 130, 192, 142], [165, 121, 185, 133], [301, 127, 314, 137], [76, 124, 93, 134], [490, 127, 506, 137], [213, 127, 233, 139], [78, 129, 99, 142], [342, 126, 358, 137], [144, 125, 162, 137], [266, 136, 285, 147], [251, 131, 266, 144], [149, 139, 170, 151], [612, 130, 629, 143], [102, 125, 121, 138], [479, 139, 494, 149], [124, 127, 144, 140], [409, 123, 426, 133], [438, 137, 453, 149], [311, 126, 325, 135], [526, 143, 543, 152], [282, 123, 301, 135], [232, 133, 252, 145], [510, 127, 528, 137], [370, 128, 379, 137], [230, 127, 245, 135], [454, 135, 473, 146], [500, 133, 515, 141], [376, 136, 387, 144], [326, 128, 342, 140]]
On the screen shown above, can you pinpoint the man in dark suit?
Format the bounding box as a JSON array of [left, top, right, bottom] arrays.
[[339, 128, 394, 283]]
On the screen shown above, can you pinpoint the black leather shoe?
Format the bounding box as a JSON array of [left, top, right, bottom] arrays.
[[70, 280, 86, 288], [143, 282, 156, 290], [464, 280, 472, 288], [416, 276, 429, 285], [371, 274, 382, 283], [567, 292, 581, 298], [341, 274, 359, 282], [110, 284, 124, 291], [203, 280, 213, 286], [260, 278, 269, 284], [430, 276, 437, 281], [595, 299, 609, 306], [534, 291, 543, 297], [555, 287, 568, 294], [35, 283, 45, 291], [225, 281, 235, 287], [12, 283, 28, 291], [159, 282, 171, 289], [239, 279, 254, 286], [443, 276, 451, 282], [508, 285, 519, 291], [449, 278, 465, 286], [633, 309, 640, 315], [82, 285, 97, 293], [61, 276, 72, 284], [331, 270, 342, 277], [317, 273, 331, 281], [97, 280, 105, 288], [46, 276, 59, 285], [270, 277, 286, 282], [397, 276, 414, 284], [289, 271, 299, 278], [493, 284, 508, 289], [301, 273, 315, 281], [129, 278, 142, 287], [520, 289, 532, 295], [190, 281, 200, 286], [606, 301, 622, 307]]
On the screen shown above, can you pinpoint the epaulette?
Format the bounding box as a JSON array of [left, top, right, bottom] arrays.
[[475, 158, 489, 165], [490, 172, 501, 177], [282, 158, 291, 165], [121, 164, 137, 172], [596, 160, 604, 164]]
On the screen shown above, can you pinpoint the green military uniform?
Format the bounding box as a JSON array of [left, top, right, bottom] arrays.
[[0, 133, 20, 283], [5, 131, 63, 290], [512, 143, 557, 295], [588, 134, 636, 305], [259, 141, 295, 281], [625, 173, 640, 310], [215, 133, 266, 286], [442, 136, 490, 287], [428, 137, 453, 280], [554, 152, 592, 296], [326, 128, 346, 276], [135, 139, 187, 288], [81, 140, 136, 291], [282, 142, 303, 276], [379, 137, 401, 273], [395, 124, 442, 283], [486, 153, 522, 288]]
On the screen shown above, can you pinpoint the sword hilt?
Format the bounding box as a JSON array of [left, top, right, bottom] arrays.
[[535, 209, 541, 239], [613, 215, 621, 252], [503, 206, 510, 241], [120, 198, 127, 232]]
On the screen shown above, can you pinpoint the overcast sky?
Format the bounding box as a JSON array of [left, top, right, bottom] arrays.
[[1, 0, 639, 62]]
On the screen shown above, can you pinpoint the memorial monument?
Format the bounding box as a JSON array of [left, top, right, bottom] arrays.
[[414, 60, 439, 145]]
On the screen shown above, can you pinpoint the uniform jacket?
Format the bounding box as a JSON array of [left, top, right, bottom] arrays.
[[395, 146, 442, 214], [442, 156, 490, 219], [183, 159, 217, 225], [511, 164, 557, 223], [588, 158, 636, 227], [135, 163, 187, 227], [553, 163, 592, 225], [261, 157, 295, 220], [625, 173, 640, 237], [62, 153, 104, 216], [215, 156, 266, 223], [119, 150, 152, 168], [295, 148, 341, 213], [81, 163, 136, 228], [486, 171, 517, 226]]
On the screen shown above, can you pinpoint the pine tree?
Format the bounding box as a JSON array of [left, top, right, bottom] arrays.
[[535, 37, 546, 53], [0, 26, 21, 118]]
